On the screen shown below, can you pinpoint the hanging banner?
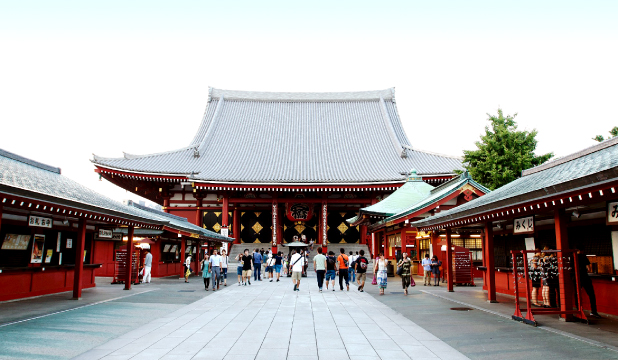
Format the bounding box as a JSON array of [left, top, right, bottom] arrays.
[[286, 203, 313, 222], [31, 234, 45, 263], [321, 203, 328, 246], [272, 202, 278, 246]]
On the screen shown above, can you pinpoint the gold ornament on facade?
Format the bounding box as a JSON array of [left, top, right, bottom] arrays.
[[337, 222, 348, 233], [214, 212, 221, 217], [294, 224, 306, 234], [254, 212, 261, 217], [213, 222, 221, 232], [340, 212, 347, 218], [252, 222, 263, 234], [241, 224, 245, 231]]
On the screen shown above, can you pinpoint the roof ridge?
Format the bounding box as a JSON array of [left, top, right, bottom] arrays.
[[522, 136, 618, 176], [0, 148, 61, 174], [125, 200, 189, 222], [411, 148, 463, 160], [209, 88, 396, 101], [92, 145, 196, 163]]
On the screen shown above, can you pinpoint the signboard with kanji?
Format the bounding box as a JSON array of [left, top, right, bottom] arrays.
[[29, 215, 52, 228], [607, 201, 618, 224], [514, 216, 535, 235]]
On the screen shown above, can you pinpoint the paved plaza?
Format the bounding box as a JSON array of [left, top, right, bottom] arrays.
[[72, 276, 467, 360], [2, 273, 618, 360]]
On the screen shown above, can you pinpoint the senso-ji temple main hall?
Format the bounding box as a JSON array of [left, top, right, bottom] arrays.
[[92, 88, 463, 254]]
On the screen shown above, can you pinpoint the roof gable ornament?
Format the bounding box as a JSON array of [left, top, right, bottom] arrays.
[[406, 169, 423, 182]]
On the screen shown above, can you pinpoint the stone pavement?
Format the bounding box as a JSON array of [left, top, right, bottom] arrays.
[[73, 275, 468, 360]]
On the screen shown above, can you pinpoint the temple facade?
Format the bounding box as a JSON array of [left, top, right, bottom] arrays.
[[92, 88, 464, 252]]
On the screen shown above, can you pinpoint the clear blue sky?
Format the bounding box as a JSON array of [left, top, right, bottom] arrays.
[[1, 0, 617, 203]]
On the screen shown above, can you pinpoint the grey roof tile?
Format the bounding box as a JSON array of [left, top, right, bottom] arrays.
[[412, 137, 618, 228], [93, 88, 464, 183], [0, 149, 230, 241]]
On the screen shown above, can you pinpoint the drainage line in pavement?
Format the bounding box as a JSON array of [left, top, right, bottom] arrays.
[[419, 290, 618, 354], [0, 289, 157, 328]]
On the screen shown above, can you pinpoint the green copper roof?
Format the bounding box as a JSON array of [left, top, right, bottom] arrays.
[[367, 171, 490, 229], [357, 170, 434, 218]]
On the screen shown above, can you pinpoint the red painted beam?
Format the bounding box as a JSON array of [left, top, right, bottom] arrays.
[[72, 217, 87, 299]]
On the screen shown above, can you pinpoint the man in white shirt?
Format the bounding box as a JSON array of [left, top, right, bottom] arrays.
[[209, 249, 222, 291], [290, 250, 305, 292], [143, 249, 153, 284], [422, 254, 432, 286]]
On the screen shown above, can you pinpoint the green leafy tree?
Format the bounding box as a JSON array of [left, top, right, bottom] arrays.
[[593, 126, 618, 142], [461, 109, 553, 190]]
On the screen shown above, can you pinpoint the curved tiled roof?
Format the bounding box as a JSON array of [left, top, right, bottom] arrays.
[[0, 149, 231, 241], [93, 88, 464, 183], [412, 137, 618, 228]]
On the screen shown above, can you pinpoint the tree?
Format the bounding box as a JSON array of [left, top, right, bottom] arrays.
[[593, 126, 618, 142], [461, 109, 553, 190]]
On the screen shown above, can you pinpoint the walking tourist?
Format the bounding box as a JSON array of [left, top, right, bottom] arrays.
[[200, 255, 211, 291], [325, 251, 337, 291], [337, 248, 350, 291], [253, 249, 263, 281], [431, 255, 441, 286], [241, 249, 253, 286], [274, 251, 283, 282], [422, 254, 432, 286], [355, 249, 369, 292], [220, 249, 229, 286], [313, 247, 327, 292], [290, 250, 305, 291], [266, 255, 275, 282], [374, 253, 388, 295], [348, 251, 356, 283], [235, 253, 243, 286], [210, 249, 222, 291], [143, 249, 152, 284], [184, 254, 192, 283], [398, 253, 412, 295]]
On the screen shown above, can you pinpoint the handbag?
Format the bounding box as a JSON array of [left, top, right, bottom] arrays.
[[371, 275, 377, 285], [410, 277, 416, 287], [396, 266, 403, 276]]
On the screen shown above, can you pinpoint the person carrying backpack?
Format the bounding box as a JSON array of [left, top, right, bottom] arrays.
[[336, 248, 350, 291], [325, 251, 337, 291], [355, 250, 369, 292]]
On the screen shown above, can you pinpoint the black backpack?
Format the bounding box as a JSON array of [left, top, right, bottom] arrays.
[[327, 256, 336, 267]]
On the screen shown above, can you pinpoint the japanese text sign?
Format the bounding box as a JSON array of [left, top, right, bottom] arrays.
[[608, 202, 618, 224], [514, 216, 535, 234]]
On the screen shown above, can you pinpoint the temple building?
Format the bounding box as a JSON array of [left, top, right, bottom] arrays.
[[92, 88, 463, 253], [347, 170, 489, 273]]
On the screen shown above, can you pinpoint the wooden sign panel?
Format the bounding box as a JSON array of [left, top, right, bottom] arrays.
[[514, 216, 535, 234]]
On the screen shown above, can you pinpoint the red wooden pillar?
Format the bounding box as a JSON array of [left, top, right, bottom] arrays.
[[446, 228, 454, 292], [555, 209, 573, 320], [222, 195, 229, 228], [233, 208, 240, 244], [163, 197, 170, 213], [484, 222, 497, 302], [72, 217, 87, 299], [180, 238, 186, 278], [195, 240, 201, 275], [360, 225, 367, 245], [124, 225, 134, 290], [195, 196, 203, 227], [271, 200, 278, 253]]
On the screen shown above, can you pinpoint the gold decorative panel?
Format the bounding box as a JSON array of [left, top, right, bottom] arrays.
[[284, 225, 287, 231], [294, 224, 306, 234], [340, 212, 347, 218], [241, 224, 245, 231], [241, 212, 245, 216], [214, 212, 221, 217], [213, 222, 221, 232], [252, 222, 263, 234], [337, 222, 348, 233], [254, 212, 261, 217]]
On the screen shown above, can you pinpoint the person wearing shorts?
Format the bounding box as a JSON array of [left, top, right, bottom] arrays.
[[241, 249, 253, 286], [266, 256, 275, 281], [274, 252, 283, 281], [325, 251, 337, 291], [290, 250, 305, 291]]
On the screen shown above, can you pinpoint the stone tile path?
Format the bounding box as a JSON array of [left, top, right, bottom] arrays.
[[73, 275, 468, 360]]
